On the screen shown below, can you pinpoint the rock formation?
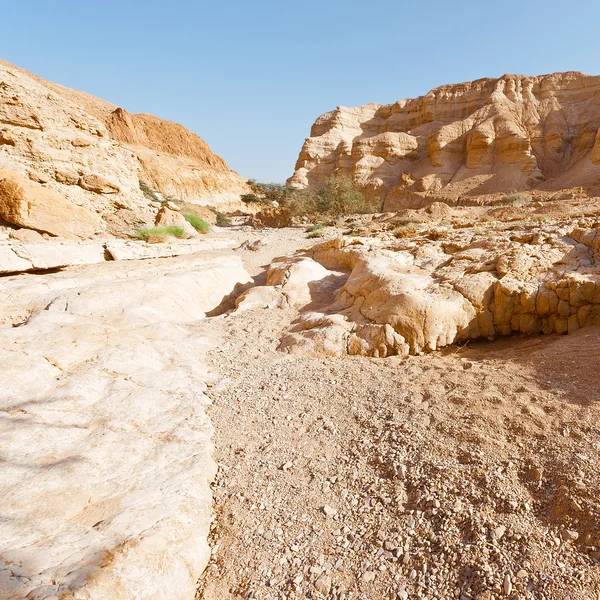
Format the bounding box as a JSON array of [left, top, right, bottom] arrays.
[[0, 252, 252, 600], [0, 59, 248, 238], [239, 202, 600, 357], [288, 72, 600, 210]]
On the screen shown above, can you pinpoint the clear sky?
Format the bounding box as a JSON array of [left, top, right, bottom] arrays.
[[2, 0, 598, 182]]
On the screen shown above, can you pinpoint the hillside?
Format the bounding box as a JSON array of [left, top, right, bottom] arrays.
[[0, 59, 248, 236]]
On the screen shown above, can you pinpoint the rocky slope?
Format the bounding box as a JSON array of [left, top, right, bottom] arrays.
[[288, 72, 600, 210], [0, 59, 248, 237]]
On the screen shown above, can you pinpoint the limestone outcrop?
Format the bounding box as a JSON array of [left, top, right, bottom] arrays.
[[0, 59, 248, 239], [288, 72, 600, 210], [0, 254, 252, 599], [0, 238, 237, 275], [241, 214, 600, 357]]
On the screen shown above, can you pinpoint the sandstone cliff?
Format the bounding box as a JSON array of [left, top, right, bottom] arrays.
[[0, 59, 248, 237], [288, 72, 600, 210]]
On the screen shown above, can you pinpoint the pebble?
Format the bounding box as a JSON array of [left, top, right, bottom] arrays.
[[561, 529, 579, 542], [362, 571, 376, 582], [503, 573, 512, 595], [314, 573, 332, 594], [322, 505, 338, 516]]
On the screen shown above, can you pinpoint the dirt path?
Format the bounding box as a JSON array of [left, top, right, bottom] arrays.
[[196, 227, 600, 600]]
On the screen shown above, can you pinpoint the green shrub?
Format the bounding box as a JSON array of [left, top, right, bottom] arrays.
[[306, 223, 324, 233], [135, 226, 187, 241], [139, 180, 160, 203], [183, 213, 210, 233], [245, 180, 289, 204], [241, 175, 374, 220], [287, 175, 374, 218]]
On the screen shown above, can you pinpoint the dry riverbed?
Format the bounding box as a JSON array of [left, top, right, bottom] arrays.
[[196, 227, 600, 600]]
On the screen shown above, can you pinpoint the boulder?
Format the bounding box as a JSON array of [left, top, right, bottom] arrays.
[[54, 168, 80, 185], [0, 169, 101, 238], [250, 206, 293, 228], [8, 228, 45, 243], [155, 206, 198, 238], [78, 173, 120, 194]]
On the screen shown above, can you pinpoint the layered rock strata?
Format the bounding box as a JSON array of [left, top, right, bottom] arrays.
[[289, 73, 600, 210], [243, 223, 600, 357], [0, 59, 247, 239]]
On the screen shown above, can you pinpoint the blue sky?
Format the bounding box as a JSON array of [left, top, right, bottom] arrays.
[[2, 1, 598, 182]]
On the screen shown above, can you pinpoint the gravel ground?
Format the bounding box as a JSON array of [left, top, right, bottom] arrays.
[[194, 225, 600, 600]]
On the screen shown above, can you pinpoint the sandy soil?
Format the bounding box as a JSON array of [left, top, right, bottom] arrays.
[[193, 225, 600, 600]]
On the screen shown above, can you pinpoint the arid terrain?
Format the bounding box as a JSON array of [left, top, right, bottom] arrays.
[[2, 60, 600, 600]]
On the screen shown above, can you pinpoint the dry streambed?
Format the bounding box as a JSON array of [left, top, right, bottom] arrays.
[[198, 295, 600, 600], [197, 223, 600, 600], [3, 221, 600, 600]]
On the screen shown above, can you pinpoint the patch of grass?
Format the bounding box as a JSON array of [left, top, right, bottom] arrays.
[[134, 226, 187, 241], [307, 230, 325, 238], [183, 213, 210, 233], [139, 180, 160, 203], [306, 223, 324, 233]]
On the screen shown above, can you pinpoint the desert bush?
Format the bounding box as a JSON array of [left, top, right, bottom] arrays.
[[243, 175, 373, 220], [504, 191, 532, 206], [139, 180, 161, 203], [286, 175, 374, 219], [183, 214, 210, 233], [242, 180, 289, 204], [135, 226, 187, 241], [393, 222, 420, 238], [306, 223, 324, 233], [214, 211, 232, 226]]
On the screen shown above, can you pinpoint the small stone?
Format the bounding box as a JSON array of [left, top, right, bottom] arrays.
[[280, 461, 293, 471], [503, 573, 512, 595], [561, 529, 579, 542], [527, 464, 542, 482], [314, 574, 332, 595], [493, 525, 506, 541], [322, 505, 337, 516], [516, 569, 528, 579], [362, 571, 376, 582]]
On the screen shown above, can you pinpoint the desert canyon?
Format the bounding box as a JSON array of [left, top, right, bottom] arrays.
[[2, 60, 600, 600]]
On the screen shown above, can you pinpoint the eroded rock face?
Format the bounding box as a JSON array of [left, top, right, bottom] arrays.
[[0, 254, 252, 600], [288, 73, 600, 209], [0, 168, 101, 238], [105, 108, 249, 209]]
